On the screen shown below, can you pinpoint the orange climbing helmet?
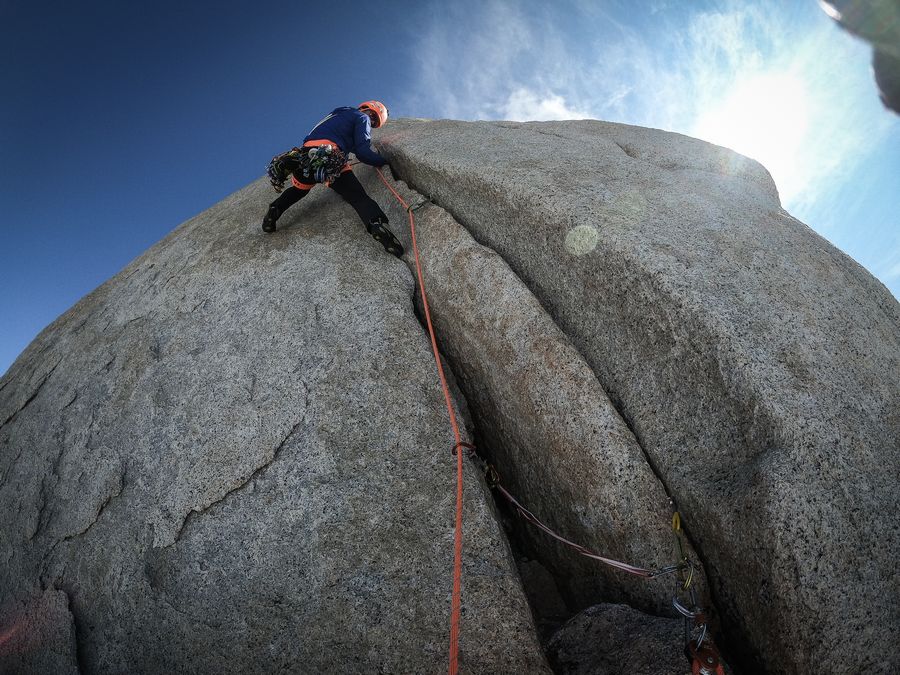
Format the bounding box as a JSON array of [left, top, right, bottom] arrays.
[[359, 100, 389, 128]]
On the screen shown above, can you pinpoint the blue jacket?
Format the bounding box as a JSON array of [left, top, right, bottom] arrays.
[[303, 106, 387, 167]]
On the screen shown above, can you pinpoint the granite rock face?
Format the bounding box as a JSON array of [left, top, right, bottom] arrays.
[[355, 170, 702, 618], [0, 177, 549, 674], [375, 119, 900, 673], [3, 117, 898, 675]]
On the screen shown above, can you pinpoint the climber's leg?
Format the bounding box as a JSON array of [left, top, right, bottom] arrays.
[[329, 170, 403, 257], [329, 169, 387, 225], [262, 185, 311, 233]]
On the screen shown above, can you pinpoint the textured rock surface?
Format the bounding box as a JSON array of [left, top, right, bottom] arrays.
[[515, 559, 571, 643], [0, 177, 549, 674], [0, 588, 79, 674], [376, 119, 900, 673], [356, 169, 701, 617], [546, 603, 688, 675]]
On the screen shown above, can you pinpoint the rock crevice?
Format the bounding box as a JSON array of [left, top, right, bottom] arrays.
[[374, 118, 900, 674], [168, 409, 308, 547], [0, 357, 62, 430], [359, 169, 705, 622]]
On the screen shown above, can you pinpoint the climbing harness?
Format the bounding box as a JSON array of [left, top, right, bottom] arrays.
[[266, 141, 348, 192], [298, 141, 347, 185], [373, 166, 726, 675]]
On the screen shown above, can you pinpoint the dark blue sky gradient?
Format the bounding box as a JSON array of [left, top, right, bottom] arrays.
[[1, 1, 418, 372], [2, 1, 898, 374]]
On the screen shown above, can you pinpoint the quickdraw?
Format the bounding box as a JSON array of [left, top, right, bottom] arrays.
[[672, 508, 725, 675], [300, 143, 346, 184]]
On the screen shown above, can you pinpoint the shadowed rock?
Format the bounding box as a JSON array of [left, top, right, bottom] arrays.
[[0, 177, 549, 674], [376, 118, 900, 673], [0, 588, 79, 674], [546, 603, 688, 675]]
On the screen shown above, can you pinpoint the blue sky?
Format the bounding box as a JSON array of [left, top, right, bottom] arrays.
[[2, 0, 898, 375]]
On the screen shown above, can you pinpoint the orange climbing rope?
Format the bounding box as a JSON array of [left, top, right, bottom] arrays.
[[372, 166, 725, 675], [374, 167, 466, 675]]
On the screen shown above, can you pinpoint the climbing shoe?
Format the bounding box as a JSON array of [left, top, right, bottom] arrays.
[[367, 218, 403, 258], [262, 206, 280, 233]]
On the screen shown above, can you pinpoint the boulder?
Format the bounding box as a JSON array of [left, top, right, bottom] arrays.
[[546, 603, 688, 675], [375, 118, 900, 673], [356, 169, 703, 618], [0, 177, 549, 674]]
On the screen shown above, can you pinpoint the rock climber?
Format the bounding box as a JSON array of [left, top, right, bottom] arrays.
[[262, 100, 403, 257]]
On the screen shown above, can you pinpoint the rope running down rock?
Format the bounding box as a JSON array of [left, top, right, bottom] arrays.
[[373, 166, 723, 675]]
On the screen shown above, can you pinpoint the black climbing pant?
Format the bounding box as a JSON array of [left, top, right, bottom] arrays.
[[269, 170, 387, 226]]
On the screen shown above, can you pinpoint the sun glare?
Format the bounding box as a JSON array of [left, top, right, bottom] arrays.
[[693, 72, 811, 200]]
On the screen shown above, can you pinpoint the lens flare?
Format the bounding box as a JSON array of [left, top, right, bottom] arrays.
[[564, 224, 600, 256], [0, 619, 25, 651]]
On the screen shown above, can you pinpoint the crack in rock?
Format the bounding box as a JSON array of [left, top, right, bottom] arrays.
[[38, 540, 66, 587], [153, 592, 225, 631], [0, 357, 63, 431], [0, 440, 25, 490], [613, 140, 639, 159], [380, 164, 715, 617], [62, 391, 79, 410], [529, 125, 579, 142], [162, 252, 202, 290], [44, 579, 88, 675], [190, 298, 209, 313], [62, 468, 126, 543], [390, 173, 667, 478], [168, 405, 308, 547]]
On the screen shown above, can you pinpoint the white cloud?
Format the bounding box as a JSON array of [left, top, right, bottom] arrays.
[[407, 1, 889, 204], [406, 0, 541, 120], [406, 0, 596, 121], [499, 88, 591, 121]]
